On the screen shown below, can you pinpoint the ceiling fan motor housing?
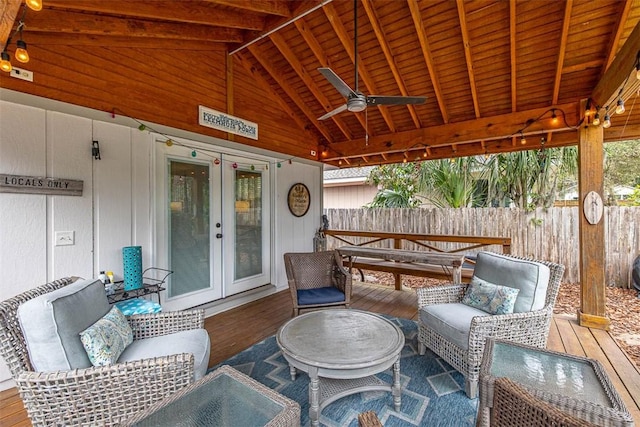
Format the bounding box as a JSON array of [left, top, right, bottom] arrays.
[[347, 93, 367, 112]]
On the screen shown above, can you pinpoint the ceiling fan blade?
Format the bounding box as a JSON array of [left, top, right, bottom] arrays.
[[367, 95, 427, 106], [318, 103, 348, 120], [318, 68, 357, 99]]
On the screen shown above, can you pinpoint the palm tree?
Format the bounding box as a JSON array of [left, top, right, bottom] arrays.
[[417, 158, 477, 208]]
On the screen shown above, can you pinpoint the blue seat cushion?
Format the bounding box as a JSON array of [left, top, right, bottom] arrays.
[[297, 287, 345, 305]]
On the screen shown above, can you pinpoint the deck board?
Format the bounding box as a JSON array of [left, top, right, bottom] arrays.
[[1, 283, 639, 426]]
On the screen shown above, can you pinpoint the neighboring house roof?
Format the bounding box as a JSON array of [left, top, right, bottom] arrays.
[[323, 166, 376, 187]]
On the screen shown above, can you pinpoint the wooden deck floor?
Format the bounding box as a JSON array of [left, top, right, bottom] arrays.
[[1, 283, 639, 426]]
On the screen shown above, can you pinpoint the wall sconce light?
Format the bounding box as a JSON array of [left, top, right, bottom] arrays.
[[92, 140, 101, 160]]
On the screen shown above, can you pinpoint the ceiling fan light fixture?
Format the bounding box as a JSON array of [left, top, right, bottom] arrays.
[[347, 97, 367, 112], [0, 51, 12, 72]]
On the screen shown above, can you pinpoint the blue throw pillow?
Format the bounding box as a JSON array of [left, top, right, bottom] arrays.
[[461, 276, 520, 315], [79, 306, 133, 366]]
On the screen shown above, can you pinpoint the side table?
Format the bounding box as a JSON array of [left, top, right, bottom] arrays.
[[478, 338, 634, 427], [122, 365, 300, 427]]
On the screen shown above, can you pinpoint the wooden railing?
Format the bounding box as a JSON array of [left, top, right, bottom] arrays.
[[324, 230, 512, 288]]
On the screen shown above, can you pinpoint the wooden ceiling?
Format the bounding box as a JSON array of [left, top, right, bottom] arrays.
[[2, 0, 640, 167]]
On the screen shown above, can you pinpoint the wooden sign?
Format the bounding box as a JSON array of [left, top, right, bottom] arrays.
[[287, 183, 310, 217], [0, 174, 83, 196], [583, 191, 603, 225]]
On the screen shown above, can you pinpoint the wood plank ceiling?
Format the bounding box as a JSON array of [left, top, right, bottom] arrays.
[[1, 0, 640, 167]]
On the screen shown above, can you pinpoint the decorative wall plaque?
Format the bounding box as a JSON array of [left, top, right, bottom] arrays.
[[583, 190, 603, 225], [287, 183, 310, 217], [0, 174, 83, 196]]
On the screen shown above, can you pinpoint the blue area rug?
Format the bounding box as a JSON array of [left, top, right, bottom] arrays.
[[212, 315, 478, 427]]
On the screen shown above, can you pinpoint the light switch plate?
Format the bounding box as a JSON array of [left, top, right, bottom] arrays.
[[55, 231, 74, 246]]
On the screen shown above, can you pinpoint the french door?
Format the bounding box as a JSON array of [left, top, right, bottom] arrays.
[[156, 143, 270, 310]]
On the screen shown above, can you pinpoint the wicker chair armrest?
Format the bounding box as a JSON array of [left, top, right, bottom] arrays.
[[128, 309, 205, 340], [468, 306, 553, 364], [416, 284, 467, 308], [15, 353, 194, 426]]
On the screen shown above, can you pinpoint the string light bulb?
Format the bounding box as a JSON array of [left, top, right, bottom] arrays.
[[615, 99, 625, 115], [25, 0, 42, 11], [0, 51, 11, 72], [520, 134, 527, 145], [551, 109, 558, 125], [15, 40, 28, 63], [602, 114, 611, 128], [637, 59, 640, 80], [592, 113, 600, 126]]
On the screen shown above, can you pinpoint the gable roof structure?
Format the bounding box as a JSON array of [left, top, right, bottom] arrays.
[[1, 0, 640, 167]]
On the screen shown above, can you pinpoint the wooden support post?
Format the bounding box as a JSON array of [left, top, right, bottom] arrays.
[[394, 238, 402, 290], [226, 51, 235, 142], [577, 107, 610, 330]]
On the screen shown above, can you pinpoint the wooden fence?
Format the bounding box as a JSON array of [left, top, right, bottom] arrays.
[[323, 207, 640, 287]]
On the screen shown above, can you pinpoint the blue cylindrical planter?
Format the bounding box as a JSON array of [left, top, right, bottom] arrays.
[[123, 246, 143, 291]]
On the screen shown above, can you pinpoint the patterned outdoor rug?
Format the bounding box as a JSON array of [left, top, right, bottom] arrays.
[[212, 315, 478, 427]]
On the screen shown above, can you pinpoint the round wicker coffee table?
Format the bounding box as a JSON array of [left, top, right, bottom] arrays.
[[276, 309, 404, 427]]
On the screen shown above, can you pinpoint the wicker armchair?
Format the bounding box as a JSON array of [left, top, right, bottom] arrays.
[[491, 377, 598, 427], [0, 277, 206, 426], [416, 252, 565, 398], [284, 250, 352, 316]]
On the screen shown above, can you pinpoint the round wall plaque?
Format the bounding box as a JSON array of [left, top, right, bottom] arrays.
[[583, 190, 603, 225], [288, 183, 310, 217]]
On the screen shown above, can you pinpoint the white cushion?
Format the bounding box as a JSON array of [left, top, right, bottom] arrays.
[[473, 252, 550, 313], [17, 278, 110, 371], [118, 328, 211, 380]]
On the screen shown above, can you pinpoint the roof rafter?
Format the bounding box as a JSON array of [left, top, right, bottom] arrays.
[[407, 0, 448, 124], [0, 0, 21, 45], [42, 1, 266, 31], [604, 0, 632, 73], [456, 0, 480, 118], [247, 44, 334, 143], [24, 9, 244, 42], [269, 32, 353, 140], [203, 0, 292, 17], [322, 1, 397, 132], [361, 0, 420, 128]]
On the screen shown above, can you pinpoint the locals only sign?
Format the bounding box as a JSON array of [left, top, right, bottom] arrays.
[[0, 174, 83, 196], [198, 105, 258, 140]]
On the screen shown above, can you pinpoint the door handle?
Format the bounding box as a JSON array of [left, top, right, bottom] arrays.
[[216, 233, 223, 239]]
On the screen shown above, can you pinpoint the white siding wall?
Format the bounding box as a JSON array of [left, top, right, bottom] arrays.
[[0, 94, 321, 390], [323, 184, 378, 208]]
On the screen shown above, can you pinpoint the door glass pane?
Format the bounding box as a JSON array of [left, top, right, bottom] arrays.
[[169, 161, 210, 297], [235, 170, 262, 280]]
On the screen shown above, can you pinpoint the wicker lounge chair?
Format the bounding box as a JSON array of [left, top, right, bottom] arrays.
[[0, 277, 209, 426], [491, 377, 598, 426], [284, 250, 352, 316], [416, 251, 565, 398]]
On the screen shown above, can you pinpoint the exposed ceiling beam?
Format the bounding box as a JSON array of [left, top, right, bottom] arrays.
[[604, 0, 632, 73], [326, 102, 580, 159], [42, 1, 266, 30], [552, 0, 572, 105], [361, 0, 420, 128], [456, 0, 480, 118], [248, 44, 335, 143], [269, 32, 353, 140], [509, 0, 516, 112], [322, 1, 396, 132], [235, 51, 321, 146], [25, 33, 225, 50], [0, 0, 21, 45], [202, 0, 292, 17], [407, 0, 448, 124], [24, 9, 244, 42], [592, 20, 640, 110]]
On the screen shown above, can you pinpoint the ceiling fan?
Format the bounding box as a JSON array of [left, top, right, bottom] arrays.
[[317, 0, 427, 121]]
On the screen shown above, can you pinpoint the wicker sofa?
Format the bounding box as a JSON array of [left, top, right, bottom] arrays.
[[0, 277, 210, 426], [416, 251, 565, 398]]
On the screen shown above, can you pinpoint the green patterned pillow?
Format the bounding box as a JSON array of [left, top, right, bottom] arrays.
[[461, 276, 520, 315], [79, 306, 133, 366]]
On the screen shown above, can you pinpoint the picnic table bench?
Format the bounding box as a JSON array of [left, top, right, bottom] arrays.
[[325, 230, 511, 290]]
